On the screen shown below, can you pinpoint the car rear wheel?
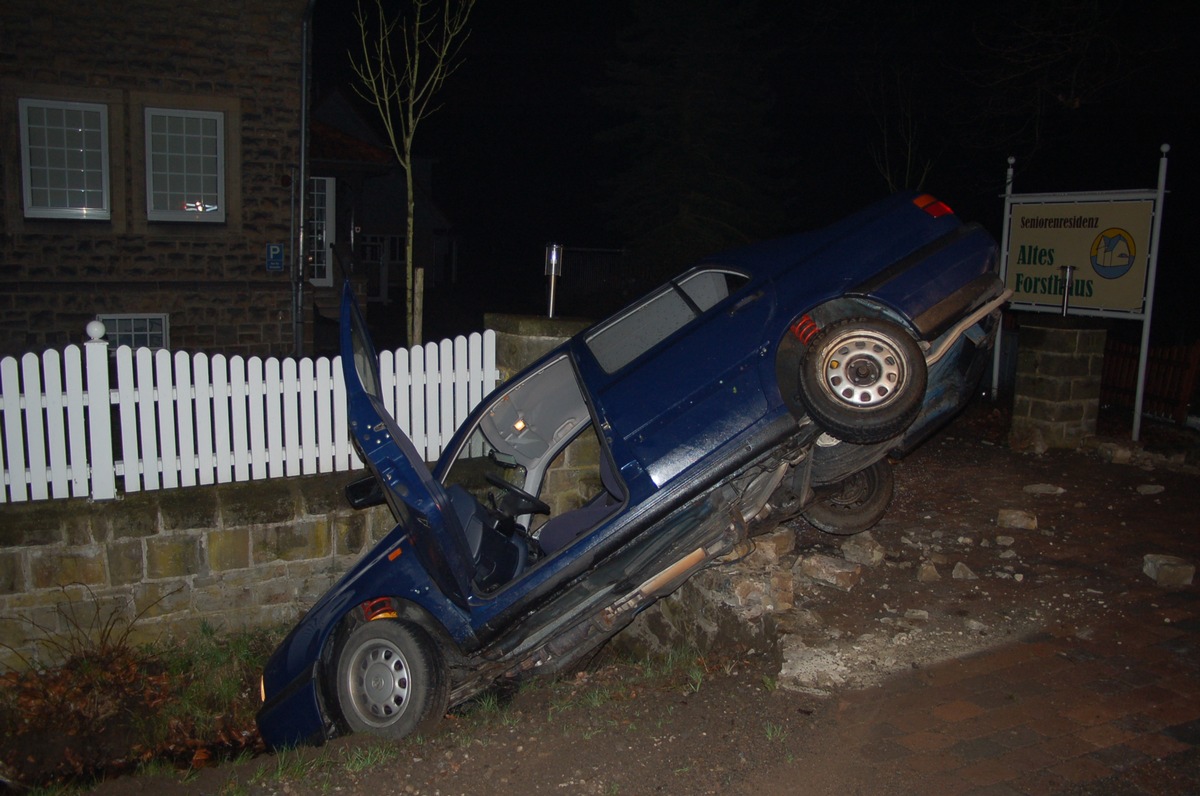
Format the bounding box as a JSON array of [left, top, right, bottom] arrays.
[[798, 318, 926, 444], [335, 619, 448, 739], [800, 459, 894, 535]]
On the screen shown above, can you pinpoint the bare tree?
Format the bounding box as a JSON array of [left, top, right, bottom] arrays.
[[864, 68, 934, 194], [350, 0, 475, 346]]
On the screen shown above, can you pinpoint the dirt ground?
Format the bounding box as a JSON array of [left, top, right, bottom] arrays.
[[79, 405, 1200, 796]]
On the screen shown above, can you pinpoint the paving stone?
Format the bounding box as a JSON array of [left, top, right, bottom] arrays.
[[902, 750, 961, 774], [897, 730, 957, 753], [1086, 742, 1152, 772], [958, 756, 1019, 787], [1164, 717, 1200, 746], [949, 734, 1012, 763], [1123, 731, 1192, 759], [1039, 733, 1098, 760], [1049, 754, 1115, 783], [933, 699, 987, 723], [1076, 722, 1138, 749], [984, 724, 1046, 751]]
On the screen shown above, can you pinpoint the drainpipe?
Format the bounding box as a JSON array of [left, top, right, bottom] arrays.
[[294, 0, 319, 357]]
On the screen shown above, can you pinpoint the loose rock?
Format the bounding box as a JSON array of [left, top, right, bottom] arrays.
[[952, 562, 978, 580], [998, 509, 1037, 530], [797, 554, 863, 592], [1143, 554, 1195, 587], [1024, 483, 1065, 495], [1136, 484, 1166, 496], [840, 532, 886, 567], [917, 561, 941, 582]]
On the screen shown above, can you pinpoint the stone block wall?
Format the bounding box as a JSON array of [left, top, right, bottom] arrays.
[[0, 472, 393, 672], [485, 313, 592, 381], [1010, 321, 1107, 450]]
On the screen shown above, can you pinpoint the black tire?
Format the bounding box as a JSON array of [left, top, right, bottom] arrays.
[[798, 317, 926, 444], [800, 459, 894, 535], [335, 619, 448, 739]]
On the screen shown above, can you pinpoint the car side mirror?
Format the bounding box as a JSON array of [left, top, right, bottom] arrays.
[[345, 474, 385, 510]]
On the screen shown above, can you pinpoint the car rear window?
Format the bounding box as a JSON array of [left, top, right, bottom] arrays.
[[586, 269, 748, 373]]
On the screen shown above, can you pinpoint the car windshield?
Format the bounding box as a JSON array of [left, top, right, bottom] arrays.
[[585, 268, 749, 373]]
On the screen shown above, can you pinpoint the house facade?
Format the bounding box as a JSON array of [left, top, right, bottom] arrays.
[[0, 0, 314, 359]]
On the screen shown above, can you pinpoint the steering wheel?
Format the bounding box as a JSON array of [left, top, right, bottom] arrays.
[[485, 472, 551, 516]]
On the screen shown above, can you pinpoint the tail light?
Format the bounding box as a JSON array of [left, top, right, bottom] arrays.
[[913, 194, 953, 218]]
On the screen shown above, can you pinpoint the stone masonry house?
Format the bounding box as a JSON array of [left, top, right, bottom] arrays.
[[0, 0, 334, 359]]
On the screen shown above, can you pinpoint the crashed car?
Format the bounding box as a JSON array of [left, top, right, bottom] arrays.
[[257, 191, 1010, 748]]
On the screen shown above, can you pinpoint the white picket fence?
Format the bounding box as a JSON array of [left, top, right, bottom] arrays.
[[0, 331, 499, 503]]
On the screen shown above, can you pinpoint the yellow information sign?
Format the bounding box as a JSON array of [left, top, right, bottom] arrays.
[[1005, 200, 1154, 312]]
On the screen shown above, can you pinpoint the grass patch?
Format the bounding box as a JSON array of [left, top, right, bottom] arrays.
[[0, 604, 286, 791]]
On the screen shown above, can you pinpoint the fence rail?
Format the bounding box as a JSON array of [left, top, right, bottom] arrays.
[[0, 331, 498, 503], [1100, 338, 1200, 425]]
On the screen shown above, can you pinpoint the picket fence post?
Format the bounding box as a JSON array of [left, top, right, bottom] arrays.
[[84, 321, 116, 500]]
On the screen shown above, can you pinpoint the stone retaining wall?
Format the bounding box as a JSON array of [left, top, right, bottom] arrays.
[[0, 473, 392, 672]]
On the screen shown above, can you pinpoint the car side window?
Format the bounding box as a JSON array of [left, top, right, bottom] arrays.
[[586, 268, 748, 373]]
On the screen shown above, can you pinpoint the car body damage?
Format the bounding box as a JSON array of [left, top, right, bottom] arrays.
[[257, 191, 1010, 748]]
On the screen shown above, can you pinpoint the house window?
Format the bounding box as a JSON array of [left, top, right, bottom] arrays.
[[98, 314, 170, 350], [144, 108, 225, 222], [308, 177, 336, 286], [18, 98, 111, 220]]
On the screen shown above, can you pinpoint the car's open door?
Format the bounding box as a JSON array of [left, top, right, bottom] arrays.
[[340, 282, 474, 607]]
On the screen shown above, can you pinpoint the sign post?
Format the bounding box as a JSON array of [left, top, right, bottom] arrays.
[[995, 145, 1170, 440]]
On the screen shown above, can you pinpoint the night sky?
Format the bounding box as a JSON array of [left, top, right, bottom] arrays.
[[314, 1, 1197, 342]]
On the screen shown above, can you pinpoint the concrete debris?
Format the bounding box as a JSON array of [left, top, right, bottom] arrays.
[[1142, 554, 1195, 588], [744, 528, 797, 568], [1136, 484, 1166, 496], [952, 562, 978, 580], [1095, 442, 1134, 464], [998, 509, 1037, 530], [917, 561, 941, 582], [904, 609, 929, 621], [996, 535, 1015, 547], [840, 533, 885, 567], [998, 549, 1018, 560], [796, 554, 863, 592], [1024, 483, 1066, 495]]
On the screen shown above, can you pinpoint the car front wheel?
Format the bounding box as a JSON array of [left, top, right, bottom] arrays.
[[335, 619, 448, 739], [800, 459, 894, 535], [798, 317, 926, 444]]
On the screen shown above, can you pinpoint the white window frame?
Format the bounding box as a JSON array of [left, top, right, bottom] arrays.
[[18, 98, 111, 220], [144, 108, 225, 222], [308, 177, 336, 287], [97, 313, 170, 351]]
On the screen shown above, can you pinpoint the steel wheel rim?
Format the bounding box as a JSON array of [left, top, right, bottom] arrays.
[[824, 470, 871, 510], [345, 635, 412, 727], [820, 330, 906, 409]]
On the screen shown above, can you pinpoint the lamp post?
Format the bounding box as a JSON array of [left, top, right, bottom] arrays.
[[545, 243, 563, 318]]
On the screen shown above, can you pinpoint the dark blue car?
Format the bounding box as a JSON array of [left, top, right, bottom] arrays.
[[256, 192, 1010, 748]]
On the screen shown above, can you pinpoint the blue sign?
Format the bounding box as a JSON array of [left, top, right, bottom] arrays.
[[266, 243, 285, 272]]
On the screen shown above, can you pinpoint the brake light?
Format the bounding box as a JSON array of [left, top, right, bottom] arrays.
[[913, 194, 953, 218]]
